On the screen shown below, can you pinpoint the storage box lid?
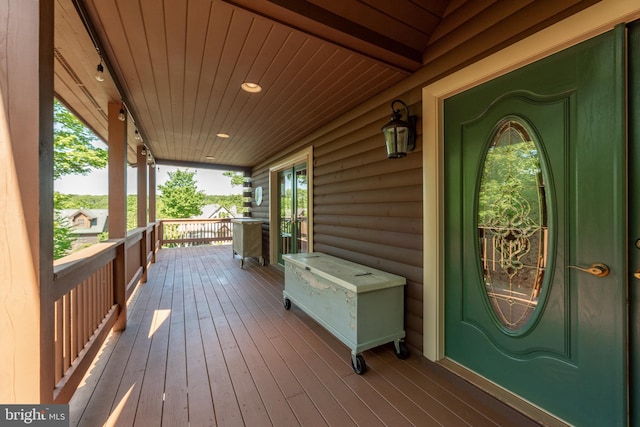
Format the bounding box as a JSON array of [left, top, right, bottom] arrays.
[[231, 218, 263, 224], [283, 252, 405, 293]]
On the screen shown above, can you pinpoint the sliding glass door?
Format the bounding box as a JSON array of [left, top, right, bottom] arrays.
[[277, 163, 308, 265]]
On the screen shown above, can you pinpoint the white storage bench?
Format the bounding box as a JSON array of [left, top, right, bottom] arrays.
[[282, 252, 408, 374]]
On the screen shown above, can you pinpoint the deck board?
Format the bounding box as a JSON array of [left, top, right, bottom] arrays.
[[70, 245, 542, 427], [183, 261, 217, 427], [163, 266, 189, 427]]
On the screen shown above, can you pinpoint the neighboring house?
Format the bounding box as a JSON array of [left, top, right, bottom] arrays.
[[198, 203, 237, 219], [194, 204, 236, 241], [59, 209, 109, 249], [168, 204, 237, 245]]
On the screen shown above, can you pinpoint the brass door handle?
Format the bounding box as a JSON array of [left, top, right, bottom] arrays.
[[568, 263, 610, 277], [634, 269, 640, 280]]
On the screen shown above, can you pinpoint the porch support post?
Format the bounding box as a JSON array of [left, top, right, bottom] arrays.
[[149, 163, 156, 222], [243, 171, 252, 217], [149, 162, 157, 262], [137, 145, 147, 228], [0, 0, 55, 403], [137, 145, 147, 282], [108, 102, 127, 331]]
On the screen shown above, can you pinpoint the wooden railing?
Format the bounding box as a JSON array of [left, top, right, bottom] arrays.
[[49, 218, 230, 403], [159, 218, 233, 246], [51, 222, 160, 403]]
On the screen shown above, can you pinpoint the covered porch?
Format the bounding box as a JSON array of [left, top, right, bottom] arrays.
[[3, 0, 640, 425], [70, 244, 538, 426]]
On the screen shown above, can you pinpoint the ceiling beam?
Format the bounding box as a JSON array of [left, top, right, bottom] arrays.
[[222, 0, 423, 72], [154, 158, 252, 174]]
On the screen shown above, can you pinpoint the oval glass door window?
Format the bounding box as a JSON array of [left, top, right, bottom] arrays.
[[477, 118, 548, 332]]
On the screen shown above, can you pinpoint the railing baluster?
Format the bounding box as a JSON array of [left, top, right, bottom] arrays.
[[89, 276, 95, 334], [71, 287, 77, 363], [54, 299, 63, 384], [63, 293, 70, 373], [159, 218, 234, 247], [48, 224, 184, 402]]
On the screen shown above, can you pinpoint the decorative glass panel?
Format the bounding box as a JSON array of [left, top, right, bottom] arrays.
[[478, 119, 548, 331]]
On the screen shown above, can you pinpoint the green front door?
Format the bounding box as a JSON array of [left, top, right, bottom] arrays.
[[444, 28, 627, 426], [630, 19, 640, 427]]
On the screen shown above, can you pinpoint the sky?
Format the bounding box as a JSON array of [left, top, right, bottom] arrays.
[[53, 103, 243, 196], [54, 165, 242, 196]]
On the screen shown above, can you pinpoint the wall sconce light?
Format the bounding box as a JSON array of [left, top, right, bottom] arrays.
[[118, 107, 126, 122], [134, 129, 141, 140], [95, 62, 105, 81], [382, 99, 416, 158]]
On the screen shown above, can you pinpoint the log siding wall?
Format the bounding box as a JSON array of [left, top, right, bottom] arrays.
[[250, 172, 271, 265], [249, 0, 599, 354], [311, 107, 423, 351], [251, 96, 424, 352]]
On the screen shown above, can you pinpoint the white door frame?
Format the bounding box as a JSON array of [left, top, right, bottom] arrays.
[[422, 0, 640, 362]]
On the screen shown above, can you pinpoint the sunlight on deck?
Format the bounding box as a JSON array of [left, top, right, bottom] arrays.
[[148, 309, 170, 339], [69, 246, 541, 427], [104, 384, 135, 427]]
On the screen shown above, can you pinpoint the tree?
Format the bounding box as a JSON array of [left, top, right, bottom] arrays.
[[204, 194, 243, 211], [478, 140, 542, 228], [223, 172, 247, 215], [223, 171, 245, 187], [53, 100, 108, 259], [53, 99, 108, 179], [53, 193, 76, 259], [158, 169, 206, 219]]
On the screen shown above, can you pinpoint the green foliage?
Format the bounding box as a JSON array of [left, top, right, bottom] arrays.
[[57, 193, 244, 231], [127, 195, 141, 230], [53, 100, 108, 180], [223, 171, 245, 187], [55, 194, 108, 210], [203, 194, 243, 211], [478, 140, 542, 228], [53, 100, 109, 258], [53, 211, 75, 259], [158, 169, 206, 219], [54, 178, 242, 257]]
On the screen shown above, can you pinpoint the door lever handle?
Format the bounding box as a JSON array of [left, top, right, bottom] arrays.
[[568, 263, 610, 277]]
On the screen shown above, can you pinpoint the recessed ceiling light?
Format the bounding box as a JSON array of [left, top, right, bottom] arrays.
[[205, 156, 216, 160], [241, 82, 262, 93], [216, 133, 230, 138]]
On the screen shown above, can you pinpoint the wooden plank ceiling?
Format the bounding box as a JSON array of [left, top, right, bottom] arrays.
[[53, 0, 598, 167]]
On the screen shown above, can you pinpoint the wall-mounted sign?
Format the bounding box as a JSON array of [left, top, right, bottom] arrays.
[[255, 186, 263, 206]]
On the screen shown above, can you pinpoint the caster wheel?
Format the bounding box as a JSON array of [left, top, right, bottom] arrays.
[[351, 354, 367, 375], [394, 341, 410, 360], [283, 298, 291, 310]]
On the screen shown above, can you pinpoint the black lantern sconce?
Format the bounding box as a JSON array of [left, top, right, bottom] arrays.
[[382, 99, 416, 158]]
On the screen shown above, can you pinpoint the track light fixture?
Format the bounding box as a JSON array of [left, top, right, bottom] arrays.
[[118, 107, 126, 122], [95, 62, 104, 82], [134, 129, 141, 140]]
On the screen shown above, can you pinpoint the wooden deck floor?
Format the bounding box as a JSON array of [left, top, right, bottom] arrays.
[[69, 245, 540, 427]]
